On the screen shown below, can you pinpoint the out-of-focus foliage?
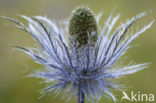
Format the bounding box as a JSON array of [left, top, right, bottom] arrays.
[[0, 0, 155, 103]]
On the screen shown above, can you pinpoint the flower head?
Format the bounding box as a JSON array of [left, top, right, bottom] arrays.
[[69, 6, 98, 47], [4, 6, 154, 103]]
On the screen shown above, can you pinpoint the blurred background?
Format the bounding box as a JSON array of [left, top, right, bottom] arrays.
[[0, 0, 155, 103]]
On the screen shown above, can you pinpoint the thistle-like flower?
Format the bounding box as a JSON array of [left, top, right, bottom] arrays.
[[69, 6, 98, 47], [4, 6, 154, 103]]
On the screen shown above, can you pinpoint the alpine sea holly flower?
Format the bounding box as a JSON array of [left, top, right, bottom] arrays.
[[69, 6, 98, 48], [4, 6, 154, 103]]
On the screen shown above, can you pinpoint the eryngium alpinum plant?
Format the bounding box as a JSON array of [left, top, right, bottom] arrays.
[[4, 6, 154, 103]]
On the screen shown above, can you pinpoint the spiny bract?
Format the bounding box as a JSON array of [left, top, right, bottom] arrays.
[[4, 6, 154, 103]]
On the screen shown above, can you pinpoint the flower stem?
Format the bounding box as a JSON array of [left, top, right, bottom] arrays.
[[78, 85, 85, 103]]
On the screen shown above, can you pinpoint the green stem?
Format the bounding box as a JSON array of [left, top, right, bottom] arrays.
[[78, 85, 85, 103]]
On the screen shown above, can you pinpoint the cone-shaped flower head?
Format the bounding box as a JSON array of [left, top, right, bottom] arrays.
[[4, 6, 154, 103], [69, 6, 98, 47]]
